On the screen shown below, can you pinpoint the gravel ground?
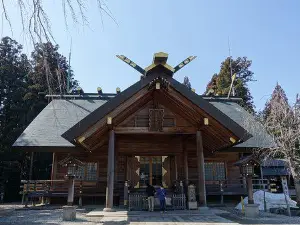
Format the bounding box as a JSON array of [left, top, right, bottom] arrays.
[[1, 204, 300, 225], [214, 207, 300, 225], [0, 207, 104, 225]]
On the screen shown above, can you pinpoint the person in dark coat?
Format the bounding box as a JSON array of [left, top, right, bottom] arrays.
[[156, 185, 167, 213], [146, 183, 156, 211]]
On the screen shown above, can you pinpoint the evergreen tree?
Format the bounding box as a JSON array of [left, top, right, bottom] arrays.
[[260, 85, 300, 205], [262, 83, 290, 121], [0, 38, 79, 201], [0, 37, 31, 201], [205, 57, 255, 112], [183, 76, 192, 90]]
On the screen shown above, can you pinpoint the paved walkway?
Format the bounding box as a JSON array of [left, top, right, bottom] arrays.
[[2, 205, 300, 225], [0, 207, 239, 225], [87, 209, 239, 225], [100, 214, 238, 224]]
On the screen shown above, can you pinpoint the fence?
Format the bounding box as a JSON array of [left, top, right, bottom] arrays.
[[128, 193, 186, 211]]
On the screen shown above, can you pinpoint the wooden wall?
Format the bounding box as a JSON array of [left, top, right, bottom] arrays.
[[54, 134, 241, 198]]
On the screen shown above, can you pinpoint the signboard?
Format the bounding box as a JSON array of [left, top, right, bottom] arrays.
[[280, 176, 290, 196]]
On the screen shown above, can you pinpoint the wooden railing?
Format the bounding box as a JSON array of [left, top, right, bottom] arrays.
[[20, 179, 108, 206], [20, 178, 296, 207], [204, 178, 269, 195]]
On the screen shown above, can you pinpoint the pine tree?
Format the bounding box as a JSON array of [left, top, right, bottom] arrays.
[[205, 57, 255, 112], [262, 83, 290, 121]]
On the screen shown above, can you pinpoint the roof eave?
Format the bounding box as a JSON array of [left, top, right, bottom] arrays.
[[169, 78, 252, 142]]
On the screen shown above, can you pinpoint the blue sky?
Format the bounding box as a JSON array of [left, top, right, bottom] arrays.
[[1, 0, 300, 111]]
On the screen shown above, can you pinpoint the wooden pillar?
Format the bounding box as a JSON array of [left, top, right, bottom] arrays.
[[51, 153, 57, 180], [124, 181, 129, 207], [174, 156, 178, 180], [67, 178, 75, 206], [247, 176, 254, 204], [183, 141, 189, 187], [29, 152, 34, 180], [197, 130, 207, 207], [104, 130, 115, 211]]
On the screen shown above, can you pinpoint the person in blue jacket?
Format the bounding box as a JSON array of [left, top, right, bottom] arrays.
[[156, 185, 167, 213]]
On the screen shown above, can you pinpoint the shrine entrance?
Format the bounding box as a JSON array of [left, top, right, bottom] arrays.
[[139, 156, 163, 187]]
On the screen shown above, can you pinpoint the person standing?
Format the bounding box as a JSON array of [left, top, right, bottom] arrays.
[[146, 183, 156, 211], [157, 185, 167, 213]]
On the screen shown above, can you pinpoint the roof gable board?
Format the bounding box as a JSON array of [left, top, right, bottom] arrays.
[[62, 75, 252, 144]]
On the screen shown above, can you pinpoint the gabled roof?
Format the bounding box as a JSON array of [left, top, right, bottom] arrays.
[[13, 94, 273, 151], [13, 99, 107, 148], [62, 75, 252, 144], [209, 101, 275, 148]]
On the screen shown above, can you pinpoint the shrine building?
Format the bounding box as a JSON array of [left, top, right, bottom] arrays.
[[14, 52, 274, 210]]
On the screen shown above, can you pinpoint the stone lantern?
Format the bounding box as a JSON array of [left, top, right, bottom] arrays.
[[234, 155, 260, 218], [240, 163, 255, 204], [58, 155, 84, 221]]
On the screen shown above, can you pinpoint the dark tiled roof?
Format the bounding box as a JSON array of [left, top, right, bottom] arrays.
[[209, 101, 275, 148], [13, 94, 272, 149], [261, 159, 288, 167], [262, 167, 290, 176], [233, 155, 257, 166], [13, 99, 107, 147]]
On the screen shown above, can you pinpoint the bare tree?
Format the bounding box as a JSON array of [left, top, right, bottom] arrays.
[[1, 0, 114, 43], [244, 92, 300, 206], [1, 0, 115, 96]]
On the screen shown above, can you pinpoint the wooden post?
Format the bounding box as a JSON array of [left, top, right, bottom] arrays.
[[183, 142, 189, 187], [104, 130, 115, 212], [67, 178, 75, 206], [174, 156, 178, 181], [124, 181, 129, 207], [51, 153, 57, 180], [196, 131, 207, 207], [220, 181, 224, 205], [247, 176, 254, 204], [242, 175, 247, 191], [78, 180, 83, 208], [29, 152, 34, 180]]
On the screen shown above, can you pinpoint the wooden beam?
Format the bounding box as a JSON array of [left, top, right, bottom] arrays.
[[78, 87, 149, 141], [113, 92, 153, 126], [156, 91, 201, 125], [114, 127, 197, 134], [90, 137, 108, 152]]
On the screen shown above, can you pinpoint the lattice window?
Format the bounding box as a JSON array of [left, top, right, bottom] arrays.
[[68, 162, 98, 180], [149, 109, 164, 131], [204, 162, 214, 180], [85, 163, 98, 180], [68, 166, 85, 179], [204, 162, 226, 181]]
